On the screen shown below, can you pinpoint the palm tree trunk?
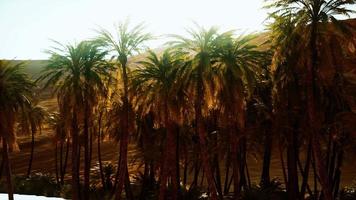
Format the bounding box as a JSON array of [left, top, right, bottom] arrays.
[[195, 70, 218, 200], [115, 62, 132, 200], [0, 157, 4, 181], [245, 156, 251, 188], [139, 162, 149, 200], [149, 161, 155, 184], [213, 131, 223, 198], [312, 150, 318, 199], [286, 130, 299, 200], [115, 135, 128, 200], [90, 129, 93, 167], [279, 139, 288, 187], [112, 148, 121, 194], [309, 23, 332, 200], [55, 142, 60, 184], [97, 111, 105, 189], [332, 149, 343, 200], [223, 153, 231, 195], [260, 123, 272, 187], [83, 99, 90, 200], [27, 129, 36, 177], [159, 100, 177, 200], [61, 139, 69, 185], [200, 168, 205, 187], [124, 168, 134, 200], [230, 127, 239, 199], [3, 138, 14, 200], [158, 158, 169, 200], [170, 126, 178, 200], [191, 152, 200, 189], [300, 139, 312, 199], [78, 144, 82, 198], [71, 112, 80, 200], [59, 139, 64, 183], [238, 137, 247, 192], [98, 130, 105, 189], [176, 127, 180, 193], [183, 150, 188, 187]]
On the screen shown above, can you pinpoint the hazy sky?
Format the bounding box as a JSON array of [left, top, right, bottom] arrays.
[[0, 0, 270, 59]]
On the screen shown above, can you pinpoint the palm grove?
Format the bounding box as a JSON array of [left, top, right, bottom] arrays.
[[1, 0, 356, 199]]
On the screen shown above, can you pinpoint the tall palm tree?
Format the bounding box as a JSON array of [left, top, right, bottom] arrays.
[[132, 50, 185, 200], [48, 112, 69, 185], [268, 14, 307, 199], [215, 34, 267, 197], [38, 41, 113, 200], [0, 60, 34, 200], [96, 20, 152, 200], [18, 101, 48, 177], [266, 0, 356, 199], [169, 25, 230, 200]]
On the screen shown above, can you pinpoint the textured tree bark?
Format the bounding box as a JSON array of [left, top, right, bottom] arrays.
[[195, 66, 218, 200], [71, 112, 80, 200], [98, 128, 105, 189], [83, 99, 90, 200], [139, 162, 149, 200], [223, 153, 231, 195], [238, 138, 247, 193], [55, 142, 59, 184], [0, 156, 4, 180], [300, 139, 312, 199], [115, 61, 132, 200], [59, 139, 64, 183], [308, 23, 332, 200], [260, 123, 272, 187], [230, 127, 239, 199], [124, 168, 134, 200], [212, 130, 223, 199], [279, 139, 288, 188], [3, 138, 14, 200], [61, 139, 69, 185], [175, 127, 180, 194], [115, 134, 128, 200], [190, 153, 200, 189], [214, 152, 223, 198], [27, 128, 36, 177], [159, 100, 178, 200], [286, 130, 299, 200], [183, 151, 188, 187]]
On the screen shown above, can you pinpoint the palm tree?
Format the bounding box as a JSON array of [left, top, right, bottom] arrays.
[[266, 13, 306, 199], [38, 41, 113, 200], [266, 1, 356, 199], [169, 25, 231, 200], [0, 60, 34, 200], [18, 101, 48, 177], [48, 112, 69, 185], [132, 50, 185, 200], [96, 20, 152, 200], [215, 34, 267, 197]]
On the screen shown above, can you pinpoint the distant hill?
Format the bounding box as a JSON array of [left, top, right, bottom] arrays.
[[8, 60, 48, 78], [3, 20, 355, 80]]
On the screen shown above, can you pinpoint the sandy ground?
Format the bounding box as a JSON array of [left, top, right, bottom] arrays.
[[10, 130, 140, 179], [5, 95, 356, 188], [6, 130, 356, 188]]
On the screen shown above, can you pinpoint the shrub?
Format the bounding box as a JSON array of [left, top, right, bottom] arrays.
[[240, 179, 287, 200], [0, 173, 60, 197]]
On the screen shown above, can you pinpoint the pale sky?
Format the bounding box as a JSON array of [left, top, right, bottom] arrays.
[[0, 0, 270, 59]]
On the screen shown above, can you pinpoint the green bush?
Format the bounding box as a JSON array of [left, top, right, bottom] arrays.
[[339, 187, 356, 200], [0, 173, 60, 197], [240, 179, 287, 200]]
